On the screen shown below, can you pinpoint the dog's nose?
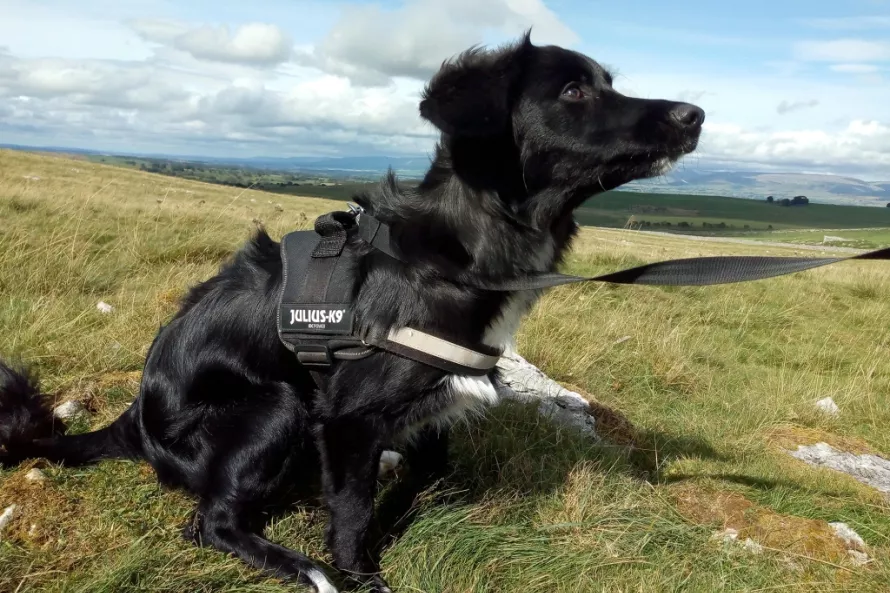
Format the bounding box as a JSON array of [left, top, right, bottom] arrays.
[[668, 103, 705, 129]]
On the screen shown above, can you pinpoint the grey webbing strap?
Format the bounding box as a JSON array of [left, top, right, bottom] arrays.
[[386, 327, 501, 372], [355, 212, 890, 290], [361, 327, 502, 376]]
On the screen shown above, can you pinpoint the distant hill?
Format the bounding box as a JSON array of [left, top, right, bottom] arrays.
[[3, 143, 888, 207], [206, 155, 434, 178], [628, 169, 890, 206]]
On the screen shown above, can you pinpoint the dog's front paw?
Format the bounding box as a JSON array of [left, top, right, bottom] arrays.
[[367, 574, 394, 593], [377, 450, 403, 479]]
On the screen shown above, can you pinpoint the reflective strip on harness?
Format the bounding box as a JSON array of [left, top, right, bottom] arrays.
[[386, 327, 501, 373]]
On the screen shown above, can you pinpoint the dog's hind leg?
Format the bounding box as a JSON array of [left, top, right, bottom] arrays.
[[169, 379, 337, 591], [191, 497, 339, 593], [315, 417, 393, 593]]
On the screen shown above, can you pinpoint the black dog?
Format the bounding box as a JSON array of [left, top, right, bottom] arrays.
[[0, 34, 703, 592]]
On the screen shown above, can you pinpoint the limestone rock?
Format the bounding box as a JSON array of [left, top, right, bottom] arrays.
[[789, 442, 890, 494], [829, 522, 866, 551], [53, 400, 88, 421], [494, 346, 597, 438], [0, 505, 16, 539], [814, 397, 839, 416]]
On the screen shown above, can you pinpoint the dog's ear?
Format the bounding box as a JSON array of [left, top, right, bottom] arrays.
[[419, 33, 533, 137]]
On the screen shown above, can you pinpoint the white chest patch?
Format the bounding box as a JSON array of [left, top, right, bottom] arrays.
[[430, 375, 500, 430], [481, 290, 542, 350], [406, 240, 555, 438]]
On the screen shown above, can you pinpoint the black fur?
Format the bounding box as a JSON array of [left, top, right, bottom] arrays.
[[0, 35, 703, 592]]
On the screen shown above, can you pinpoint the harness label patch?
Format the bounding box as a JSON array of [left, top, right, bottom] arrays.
[[279, 303, 354, 334]]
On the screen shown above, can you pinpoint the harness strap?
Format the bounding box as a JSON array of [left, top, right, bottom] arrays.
[[361, 327, 501, 377], [355, 211, 890, 290]]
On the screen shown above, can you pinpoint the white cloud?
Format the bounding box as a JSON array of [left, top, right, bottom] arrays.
[[128, 18, 190, 45], [830, 63, 882, 73], [0, 46, 434, 157], [131, 19, 293, 66], [175, 23, 293, 66], [0, 54, 191, 109], [793, 39, 890, 62], [700, 120, 890, 171], [676, 90, 708, 103], [777, 99, 819, 115], [802, 16, 890, 30], [297, 0, 578, 86]]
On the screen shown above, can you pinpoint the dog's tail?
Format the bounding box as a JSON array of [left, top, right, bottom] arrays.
[[0, 358, 141, 467]]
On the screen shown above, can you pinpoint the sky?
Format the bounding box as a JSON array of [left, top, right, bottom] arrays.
[[0, 0, 889, 179]]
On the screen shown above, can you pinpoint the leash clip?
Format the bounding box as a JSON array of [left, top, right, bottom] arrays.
[[347, 202, 364, 219]]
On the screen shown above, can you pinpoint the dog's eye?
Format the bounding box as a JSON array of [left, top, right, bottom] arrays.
[[561, 84, 584, 101]]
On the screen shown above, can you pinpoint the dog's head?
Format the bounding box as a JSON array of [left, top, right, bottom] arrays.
[[419, 34, 704, 219]]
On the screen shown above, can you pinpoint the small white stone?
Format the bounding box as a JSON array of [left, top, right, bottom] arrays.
[[28, 523, 39, 537], [830, 522, 866, 550], [53, 400, 88, 421], [847, 549, 871, 566], [0, 505, 16, 536], [96, 301, 114, 314], [711, 528, 739, 544], [25, 468, 46, 483], [815, 397, 840, 416], [378, 450, 403, 478]]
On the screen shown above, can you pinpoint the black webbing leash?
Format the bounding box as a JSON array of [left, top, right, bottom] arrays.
[[355, 211, 890, 290]]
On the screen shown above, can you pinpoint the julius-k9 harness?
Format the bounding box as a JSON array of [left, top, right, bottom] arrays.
[[276, 207, 503, 387]]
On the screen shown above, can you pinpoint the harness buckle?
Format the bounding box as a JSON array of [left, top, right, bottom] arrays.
[[295, 344, 333, 368]]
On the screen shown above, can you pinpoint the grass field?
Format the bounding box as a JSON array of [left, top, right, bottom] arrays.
[[2, 149, 890, 592]]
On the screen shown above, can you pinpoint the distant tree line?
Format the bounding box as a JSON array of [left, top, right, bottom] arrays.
[[136, 161, 310, 190], [636, 221, 771, 231], [765, 195, 809, 207]]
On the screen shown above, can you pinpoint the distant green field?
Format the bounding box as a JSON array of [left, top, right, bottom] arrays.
[[269, 181, 387, 201], [574, 191, 890, 232]]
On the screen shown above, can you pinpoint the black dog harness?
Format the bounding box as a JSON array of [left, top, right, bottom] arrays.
[[277, 207, 503, 387], [279, 205, 890, 387]]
